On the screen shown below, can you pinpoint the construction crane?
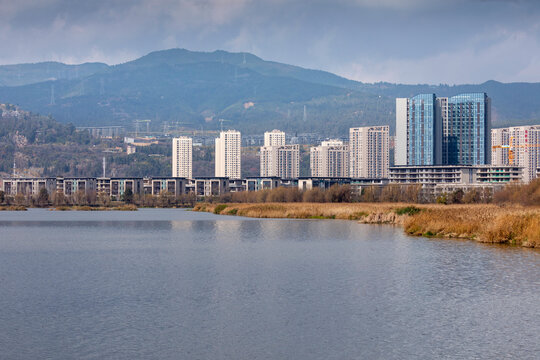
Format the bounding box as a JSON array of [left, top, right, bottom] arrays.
[[492, 143, 540, 164]]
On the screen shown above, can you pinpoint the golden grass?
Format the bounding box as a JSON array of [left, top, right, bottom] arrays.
[[195, 202, 540, 248], [0, 205, 27, 211]]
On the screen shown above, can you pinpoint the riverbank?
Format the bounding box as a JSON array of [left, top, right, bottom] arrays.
[[194, 202, 540, 248]]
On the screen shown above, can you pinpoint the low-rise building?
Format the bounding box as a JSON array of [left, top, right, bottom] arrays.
[[189, 177, 230, 197], [146, 177, 188, 196], [56, 177, 96, 196], [1, 177, 56, 196], [244, 177, 281, 192]]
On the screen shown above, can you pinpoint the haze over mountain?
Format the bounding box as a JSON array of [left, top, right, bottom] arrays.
[[0, 49, 538, 135]]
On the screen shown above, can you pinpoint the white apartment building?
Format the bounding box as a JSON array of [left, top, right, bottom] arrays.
[[310, 140, 349, 177], [260, 145, 300, 178], [491, 125, 540, 183], [172, 136, 192, 178], [349, 126, 389, 178], [264, 129, 286, 147], [215, 130, 242, 179], [260, 130, 299, 178]]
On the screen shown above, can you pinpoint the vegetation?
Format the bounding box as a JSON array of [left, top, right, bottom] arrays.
[[195, 202, 540, 248], [1, 49, 535, 135]]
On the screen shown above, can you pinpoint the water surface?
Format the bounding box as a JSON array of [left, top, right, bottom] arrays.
[[0, 209, 538, 359]]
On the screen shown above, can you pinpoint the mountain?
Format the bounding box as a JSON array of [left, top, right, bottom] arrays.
[[0, 49, 538, 135], [0, 62, 108, 87]]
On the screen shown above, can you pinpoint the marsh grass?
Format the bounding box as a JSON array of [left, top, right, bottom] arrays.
[[195, 202, 540, 248]]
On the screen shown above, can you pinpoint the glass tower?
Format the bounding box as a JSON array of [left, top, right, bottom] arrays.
[[407, 94, 438, 165], [443, 93, 491, 165]]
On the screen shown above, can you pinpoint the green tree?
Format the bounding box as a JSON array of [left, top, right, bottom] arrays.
[[122, 188, 134, 204], [0, 190, 4, 204], [37, 188, 49, 207]]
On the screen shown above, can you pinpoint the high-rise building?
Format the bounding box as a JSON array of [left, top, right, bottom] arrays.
[[440, 93, 491, 165], [260, 130, 299, 178], [310, 140, 349, 177], [396, 92, 491, 166], [491, 125, 540, 183], [264, 129, 286, 147], [395, 94, 440, 166], [172, 136, 192, 178], [215, 130, 241, 179], [349, 126, 390, 178]]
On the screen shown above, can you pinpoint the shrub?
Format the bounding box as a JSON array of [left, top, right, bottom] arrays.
[[395, 206, 421, 216], [213, 204, 228, 214]]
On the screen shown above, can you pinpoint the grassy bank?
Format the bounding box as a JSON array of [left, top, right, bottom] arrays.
[[52, 204, 138, 211], [194, 203, 540, 248]]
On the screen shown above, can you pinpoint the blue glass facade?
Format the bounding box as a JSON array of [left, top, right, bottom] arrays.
[[445, 93, 490, 165], [407, 94, 437, 165]]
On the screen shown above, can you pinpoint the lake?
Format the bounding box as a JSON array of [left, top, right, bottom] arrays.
[[0, 209, 538, 359]]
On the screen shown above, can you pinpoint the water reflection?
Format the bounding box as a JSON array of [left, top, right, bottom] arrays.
[[0, 209, 538, 360]]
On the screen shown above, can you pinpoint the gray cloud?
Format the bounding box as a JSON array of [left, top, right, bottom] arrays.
[[0, 0, 539, 84]]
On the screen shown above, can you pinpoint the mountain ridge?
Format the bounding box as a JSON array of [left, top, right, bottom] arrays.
[[0, 48, 538, 135]]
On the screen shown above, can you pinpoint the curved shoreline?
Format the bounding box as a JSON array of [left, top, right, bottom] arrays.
[[194, 202, 540, 248]]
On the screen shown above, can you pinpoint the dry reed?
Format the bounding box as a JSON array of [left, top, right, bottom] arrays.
[[195, 202, 540, 248]]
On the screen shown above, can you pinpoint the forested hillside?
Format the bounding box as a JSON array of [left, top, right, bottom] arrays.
[[0, 49, 537, 136]]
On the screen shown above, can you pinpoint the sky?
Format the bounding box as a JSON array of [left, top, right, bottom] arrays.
[[1, 0, 539, 84]]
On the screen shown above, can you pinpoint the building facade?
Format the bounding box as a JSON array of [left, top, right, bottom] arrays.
[[264, 129, 286, 147], [215, 130, 241, 179], [310, 140, 349, 177], [396, 92, 491, 167], [172, 136, 192, 179], [441, 93, 491, 166], [491, 125, 540, 183], [260, 130, 299, 179], [349, 126, 390, 178]]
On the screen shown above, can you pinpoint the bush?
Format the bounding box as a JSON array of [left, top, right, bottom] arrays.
[[395, 206, 421, 216], [214, 204, 228, 214]]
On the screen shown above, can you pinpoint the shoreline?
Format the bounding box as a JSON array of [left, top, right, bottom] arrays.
[[194, 202, 540, 248]]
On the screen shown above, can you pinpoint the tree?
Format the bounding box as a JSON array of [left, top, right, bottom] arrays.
[[122, 188, 134, 204], [37, 188, 49, 207], [0, 190, 4, 204]]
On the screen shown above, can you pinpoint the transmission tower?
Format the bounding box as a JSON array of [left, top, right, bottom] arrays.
[[49, 84, 55, 105]]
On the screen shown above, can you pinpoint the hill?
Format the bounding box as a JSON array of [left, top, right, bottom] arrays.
[[0, 49, 538, 135]]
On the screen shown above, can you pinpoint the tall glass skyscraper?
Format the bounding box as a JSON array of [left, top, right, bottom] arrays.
[[442, 93, 491, 165], [395, 94, 441, 165], [395, 92, 491, 166]]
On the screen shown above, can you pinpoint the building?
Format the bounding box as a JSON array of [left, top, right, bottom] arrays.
[[310, 140, 349, 177], [188, 177, 230, 197], [349, 126, 390, 178], [260, 144, 300, 179], [57, 177, 96, 196], [260, 130, 300, 179], [215, 130, 241, 179], [1, 177, 56, 196], [396, 93, 491, 166], [390, 165, 522, 193], [491, 125, 540, 183], [264, 129, 286, 147], [172, 136, 193, 179], [146, 177, 188, 196], [395, 94, 440, 166], [244, 177, 281, 192], [441, 93, 491, 165]]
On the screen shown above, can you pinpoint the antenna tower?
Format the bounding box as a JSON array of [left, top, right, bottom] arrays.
[[49, 84, 55, 105]]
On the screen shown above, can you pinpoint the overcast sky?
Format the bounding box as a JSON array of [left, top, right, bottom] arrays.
[[1, 0, 539, 84]]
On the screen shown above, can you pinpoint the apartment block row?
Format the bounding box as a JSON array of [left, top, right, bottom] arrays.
[[491, 125, 540, 183], [172, 127, 390, 182]]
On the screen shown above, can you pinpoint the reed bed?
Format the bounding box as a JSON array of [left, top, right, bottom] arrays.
[[195, 202, 540, 248]]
